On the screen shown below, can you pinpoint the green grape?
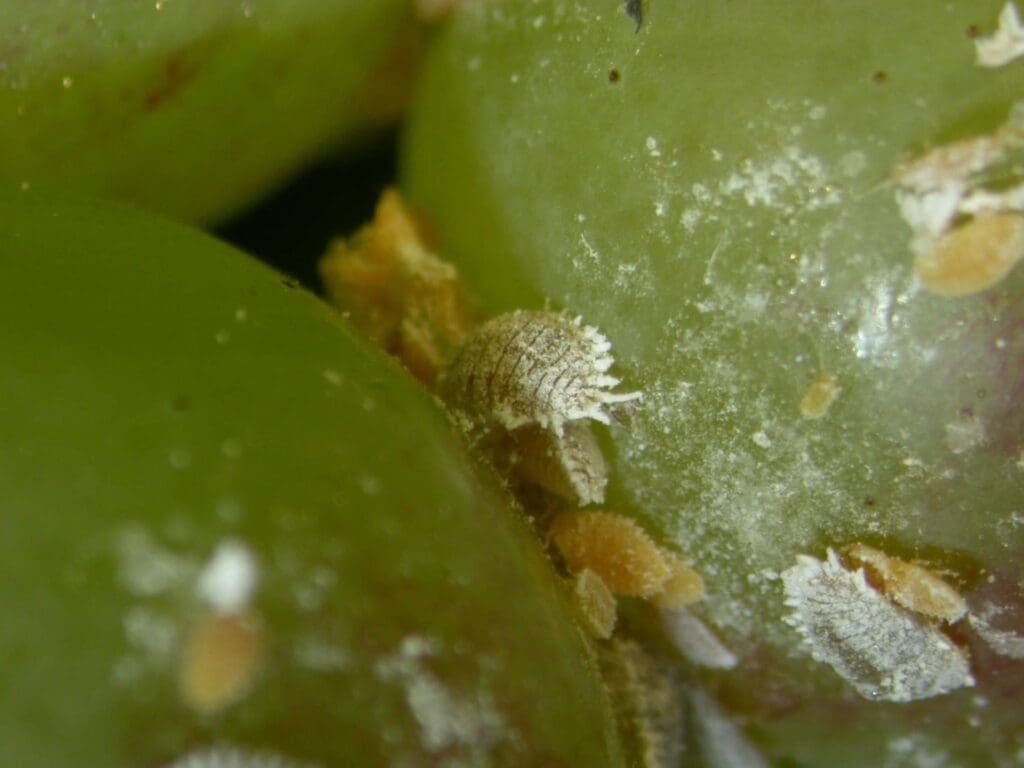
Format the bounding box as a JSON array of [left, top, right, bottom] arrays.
[[401, 1, 1024, 764], [0, 0, 414, 224], [0, 192, 629, 767]]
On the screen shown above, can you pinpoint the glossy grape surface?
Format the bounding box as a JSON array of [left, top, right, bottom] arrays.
[[0, 1, 413, 223], [0, 193, 627, 767], [402, 1, 1024, 763]]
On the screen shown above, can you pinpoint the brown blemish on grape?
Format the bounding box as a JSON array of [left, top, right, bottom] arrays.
[[915, 212, 1024, 296], [573, 568, 618, 639], [356, 26, 427, 124], [842, 543, 968, 623], [415, 0, 459, 23], [180, 611, 263, 714], [651, 554, 705, 609], [872, 70, 888, 84], [142, 40, 219, 112], [551, 510, 671, 598], [320, 188, 472, 383], [799, 373, 842, 419], [608, 68, 621, 83], [624, 0, 643, 32]]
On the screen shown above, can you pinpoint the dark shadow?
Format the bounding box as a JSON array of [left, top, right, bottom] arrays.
[[217, 127, 399, 292]]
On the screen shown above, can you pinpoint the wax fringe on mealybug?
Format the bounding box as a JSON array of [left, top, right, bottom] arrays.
[[440, 310, 642, 438], [165, 747, 318, 768]]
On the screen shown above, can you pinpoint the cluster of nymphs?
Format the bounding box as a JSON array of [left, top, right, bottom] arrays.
[[320, 189, 705, 640]]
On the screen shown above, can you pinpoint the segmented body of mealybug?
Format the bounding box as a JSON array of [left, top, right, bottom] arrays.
[[440, 310, 640, 436]]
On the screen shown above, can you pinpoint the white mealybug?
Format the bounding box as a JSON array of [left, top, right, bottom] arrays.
[[439, 310, 640, 505], [781, 549, 973, 702], [440, 310, 641, 435]]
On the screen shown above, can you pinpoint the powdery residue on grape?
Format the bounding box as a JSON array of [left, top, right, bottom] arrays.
[[166, 746, 319, 768], [975, 2, 1024, 67], [432, 1, 1024, 723], [883, 735, 956, 768], [113, 525, 197, 687], [195, 539, 259, 614], [375, 636, 511, 764], [117, 524, 198, 598], [781, 550, 973, 702]]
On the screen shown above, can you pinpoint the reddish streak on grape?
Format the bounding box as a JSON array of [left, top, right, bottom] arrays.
[[143, 42, 214, 111]]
